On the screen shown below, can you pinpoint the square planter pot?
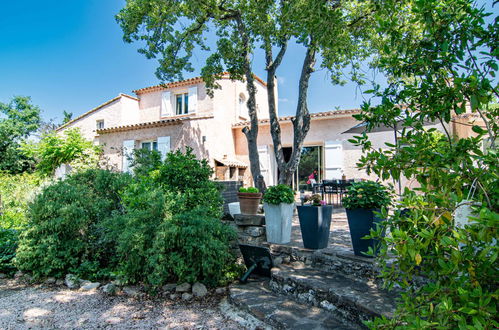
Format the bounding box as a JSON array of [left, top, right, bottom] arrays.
[[297, 205, 333, 249], [345, 208, 385, 257], [263, 202, 294, 244]]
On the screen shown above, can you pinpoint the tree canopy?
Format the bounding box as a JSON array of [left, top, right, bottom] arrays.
[[0, 96, 41, 173]]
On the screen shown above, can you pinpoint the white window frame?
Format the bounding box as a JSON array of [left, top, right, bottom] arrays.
[[175, 92, 189, 115]]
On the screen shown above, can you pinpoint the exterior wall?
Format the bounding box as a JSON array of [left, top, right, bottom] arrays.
[[233, 115, 446, 189], [98, 116, 238, 172], [58, 96, 139, 143], [138, 82, 214, 122]]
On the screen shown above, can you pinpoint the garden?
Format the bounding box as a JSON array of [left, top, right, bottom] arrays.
[[0, 123, 240, 291]]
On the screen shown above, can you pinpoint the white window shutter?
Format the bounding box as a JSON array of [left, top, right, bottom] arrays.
[[122, 140, 135, 173], [157, 136, 171, 160], [258, 145, 270, 186], [161, 92, 172, 117], [188, 86, 197, 113], [324, 140, 343, 179]]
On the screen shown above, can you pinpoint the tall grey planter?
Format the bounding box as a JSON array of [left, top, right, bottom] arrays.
[[263, 202, 295, 244]]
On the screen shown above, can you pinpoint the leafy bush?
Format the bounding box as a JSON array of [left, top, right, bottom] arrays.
[[21, 128, 103, 176], [239, 187, 259, 193], [148, 210, 238, 287], [367, 194, 498, 329], [0, 228, 19, 275], [342, 181, 392, 210], [0, 172, 43, 229], [15, 169, 131, 279], [134, 147, 223, 218], [263, 184, 295, 205]]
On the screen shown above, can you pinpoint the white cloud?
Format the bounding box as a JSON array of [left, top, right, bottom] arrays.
[[277, 76, 286, 85], [278, 98, 289, 103]]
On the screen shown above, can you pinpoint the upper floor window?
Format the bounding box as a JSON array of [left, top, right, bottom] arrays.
[[175, 93, 189, 115], [96, 120, 104, 129]]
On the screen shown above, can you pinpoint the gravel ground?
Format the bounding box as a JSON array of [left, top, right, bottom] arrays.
[[0, 279, 244, 329]]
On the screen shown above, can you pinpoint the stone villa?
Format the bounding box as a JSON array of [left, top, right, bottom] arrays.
[[58, 74, 469, 190]]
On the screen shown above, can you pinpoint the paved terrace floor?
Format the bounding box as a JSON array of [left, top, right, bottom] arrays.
[[287, 207, 352, 250]]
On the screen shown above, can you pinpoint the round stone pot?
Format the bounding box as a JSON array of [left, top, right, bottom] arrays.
[[237, 192, 262, 215], [345, 208, 385, 257], [297, 205, 333, 249], [263, 202, 295, 244]]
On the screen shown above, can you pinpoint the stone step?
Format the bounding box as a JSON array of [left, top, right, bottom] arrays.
[[270, 245, 381, 282], [228, 278, 359, 330], [270, 263, 397, 326]]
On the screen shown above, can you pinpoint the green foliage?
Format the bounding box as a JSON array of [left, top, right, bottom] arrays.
[[263, 184, 295, 205], [342, 181, 392, 210], [62, 110, 73, 125], [130, 148, 162, 178], [350, 0, 498, 328], [239, 187, 259, 193], [15, 169, 131, 279], [154, 147, 223, 218], [0, 228, 19, 275], [0, 172, 43, 229], [149, 210, 238, 287], [21, 128, 103, 176], [367, 195, 498, 329], [13, 149, 237, 288], [0, 96, 41, 173]]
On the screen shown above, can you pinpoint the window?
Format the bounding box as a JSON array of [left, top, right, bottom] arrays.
[[141, 141, 158, 151], [96, 120, 104, 129], [175, 93, 189, 115], [239, 94, 247, 118]]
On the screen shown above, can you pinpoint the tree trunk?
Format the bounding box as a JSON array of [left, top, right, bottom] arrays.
[[236, 16, 264, 191], [266, 39, 316, 186]]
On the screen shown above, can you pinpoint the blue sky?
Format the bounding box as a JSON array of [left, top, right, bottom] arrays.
[[1, 1, 381, 122]]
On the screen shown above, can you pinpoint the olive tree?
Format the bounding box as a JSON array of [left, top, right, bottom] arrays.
[[116, 0, 374, 188]]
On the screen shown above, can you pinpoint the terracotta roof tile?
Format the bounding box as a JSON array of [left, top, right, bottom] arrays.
[[232, 109, 361, 127], [133, 72, 266, 95], [56, 94, 139, 131], [96, 115, 213, 134]]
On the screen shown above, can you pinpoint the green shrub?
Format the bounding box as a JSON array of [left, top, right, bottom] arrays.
[[367, 194, 498, 329], [21, 128, 103, 176], [103, 181, 167, 284], [239, 187, 259, 193], [147, 147, 222, 218], [342, 181, 392, 210], [15, 169, 131, 279], [0, 228, 19, 275], [148, 210, 238, 288], [263, 184, 295, 205], [0, 172, 43, 229]]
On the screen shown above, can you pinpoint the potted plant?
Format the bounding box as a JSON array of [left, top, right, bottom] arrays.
[[262, 184, 295, 244], [297, 194, 333, 249], [237, 187, 262, 215], [342, 181, 392, 257]]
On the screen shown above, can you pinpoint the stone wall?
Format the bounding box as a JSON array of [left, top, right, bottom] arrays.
[[217, 181, 243, 215]]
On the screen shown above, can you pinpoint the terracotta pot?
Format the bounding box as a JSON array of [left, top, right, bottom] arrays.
[[237, 192, 263, 215]]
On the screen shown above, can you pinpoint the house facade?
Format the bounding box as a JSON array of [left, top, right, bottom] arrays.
[[58, 74, 450, 190]]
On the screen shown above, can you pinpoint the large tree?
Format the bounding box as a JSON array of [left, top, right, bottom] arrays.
[[0, 96, 41, 173], [116, 0, 373, 188]]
